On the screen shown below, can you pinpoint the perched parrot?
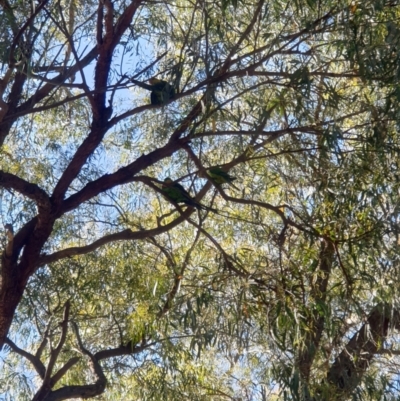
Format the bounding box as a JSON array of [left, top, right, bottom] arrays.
[[148, 78, 175, 105], [127, 77, 175, 105], [206, 166, 239, 190], [161, 178, 204, 210]]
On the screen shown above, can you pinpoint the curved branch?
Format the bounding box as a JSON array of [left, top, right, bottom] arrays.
[[38, 212, 192, 267], [95, 339, 155, 361], [5, 337, 46, 378], [327, 304, 393, 397], [33, 301, 71, 401], [57, 136, 190, 216], [187, 218, 248, 278], [0, 171, 50, 209], [223, 194, 318, 235]]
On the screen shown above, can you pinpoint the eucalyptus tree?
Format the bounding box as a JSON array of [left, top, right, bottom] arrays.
[[1, 0, 400, 399]]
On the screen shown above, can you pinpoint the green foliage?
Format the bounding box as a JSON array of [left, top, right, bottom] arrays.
[[1, 0, 400, 400]]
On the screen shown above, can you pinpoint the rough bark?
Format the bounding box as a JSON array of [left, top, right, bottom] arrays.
[[298, 240, 334, 382], [0, 0, 146, 350], [327, 303, 392, 399]]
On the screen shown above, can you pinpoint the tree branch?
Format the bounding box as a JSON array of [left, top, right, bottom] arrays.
[[222, 0, 265, 70], [10, 46, 98, 122], [8, 0, 50, 66], [95, 339, 155, 361], [49, 356, 80, 386], [297, 240, 334, 382], [33, 301, 71, 401], [56, 136, 190, 216], [51, 0, 146, 205], [38, 210, 195, 267], [35, 319, 52, 360], [327, 304, 393, 397], [0, 171, 50, 209], [72, 321, 106, 391], [5, 337, 46, 378]]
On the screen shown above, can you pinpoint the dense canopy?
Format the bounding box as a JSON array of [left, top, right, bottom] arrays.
[[1, 0, 400, 400]]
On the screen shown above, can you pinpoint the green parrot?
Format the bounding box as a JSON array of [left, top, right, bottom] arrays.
[[206, 166, 239, 190], [148, 78, 175, 105], [128, 77, 175, 105], [161, 178, 205, 210]]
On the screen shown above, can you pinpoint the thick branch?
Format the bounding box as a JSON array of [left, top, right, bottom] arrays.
[[297, 240, 334, 382], [5, 337, 46, 378], [0, 171, 50, 208], [35, 319, 52, 359], [56, 136, 190, 216], [51, 0, 145, 205], [0, 71, 27, 145], [327, 304, 392, 397], [4, 224, 13, 257], [35, 323, 107, 401], [42, 383, 105, 401], [95, 339, 154, 361], [112, 0, 144, 48]]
